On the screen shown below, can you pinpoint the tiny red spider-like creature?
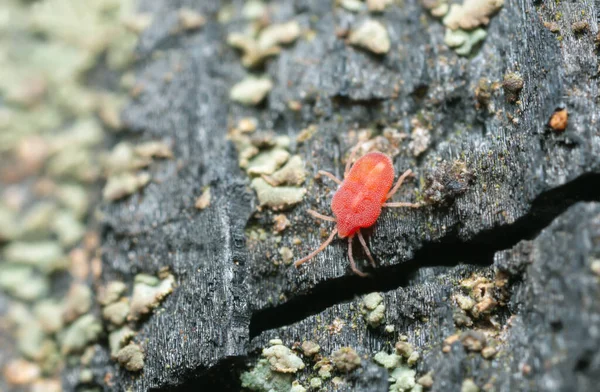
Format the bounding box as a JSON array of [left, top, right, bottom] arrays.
[[294, 145, 420, 276]]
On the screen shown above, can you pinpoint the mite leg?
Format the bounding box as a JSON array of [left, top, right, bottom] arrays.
[[317, 170, 342, 185], [344, 143, 363, 177], [386, 169, 414, 200], [382, 202, 421, 208], [357, 230, 376, 268], [294, 228, 338, 267], [348, 236, 368, 277], [307, 209, 336, 222]]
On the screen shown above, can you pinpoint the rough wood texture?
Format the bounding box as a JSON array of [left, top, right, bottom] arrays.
[[77, 0, 600, 390]]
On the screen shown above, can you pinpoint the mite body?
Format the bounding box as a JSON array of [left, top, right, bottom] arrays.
[[294, 148, 420, 276]]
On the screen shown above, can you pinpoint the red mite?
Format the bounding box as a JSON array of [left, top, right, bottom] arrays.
[[294, 147, 420, 276]]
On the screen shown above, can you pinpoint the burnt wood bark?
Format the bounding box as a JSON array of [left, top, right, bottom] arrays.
[[75, 0, 600, 390]]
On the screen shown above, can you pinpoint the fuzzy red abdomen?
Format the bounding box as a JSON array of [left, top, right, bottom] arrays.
[[331, 152, 395, 238]]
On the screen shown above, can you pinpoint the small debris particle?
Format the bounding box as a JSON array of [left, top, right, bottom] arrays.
[[195, 187, 211, 210], [103, 172, 150, 201], [454, 293, 476, 311], [296, 125, 318, 143], [301, 340, 321, 357], [453, 309, 474, 327], [262, 344, 305, 373], [238, 117, 258, 133], [474, 78, 494, 111], [417, 372, 434, 388], [247, 148, 290, 176], [128, 272, 175, 321], [3, 359, 41, 385], [444, 28, 487, 56], [373, 351, 401, 369], [481, 346, 497, 359], [543, 21, 560, 33], [549, 108, 568, 132], [116, 343, 145, 372], [423, 160, 474, 206], [460, 330, 486, 352], [273, 214, 291, 232], [442, 334, 460, 353], [409, 120, 431, 157], [385, 325, 395, 333], [279, 247, 294, 265], [571, 21, 589, 35], [288, 100, 302, 111], [178, 8, 206, 31], [395, 341, 414, 358], [443, 0, 504, 31], [230, 77, 273, 105], [348, 20, 391, 54], [331, 347, 361, 372], [502, 72, 524, 103], [461, 378, 480, 392], [258, 21, 301, 50], [251, 178, 307, 210]]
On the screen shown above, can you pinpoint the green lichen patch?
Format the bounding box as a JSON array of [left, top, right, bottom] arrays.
[[262, 344, 305, 373], [348, 20, 391, 55], [97, 281, 127, 306], [62, 283, 92, 323], [3, 241, 67, 273], [115, 343, 145, 372], [251, 178, 307, 210], [0, 264, 50, 301], [389, 366, 417, 392], [247, 148, 290, 176], [301, 340, 321, 357], [228, 20, 300, 68], [444, 28, 487, 56], [102, 298, 130, 327], [230, 76, 273, 106], [361, 292, 385, 328], [59, 314, 102, 355], [443, 0, 504, 31], [331, 347, 361, 372], [240, 358, 294, 392], [109, 326, 136, 357], [263, 155, 307, 187], [128, 272, 175, 321], [373, 351, 402, 369]]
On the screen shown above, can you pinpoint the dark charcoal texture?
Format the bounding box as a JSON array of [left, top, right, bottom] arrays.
[[77, 0, 600, 390]]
